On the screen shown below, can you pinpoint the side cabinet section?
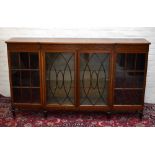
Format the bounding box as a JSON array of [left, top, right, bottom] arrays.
[[7, 43, 43, 109], [112, 44, 149, 111]]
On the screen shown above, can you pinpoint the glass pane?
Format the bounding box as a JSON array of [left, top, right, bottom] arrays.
[[21, 88, 31, 102], [115, 71, 125, 88], [114, 90, 143, 105], [116, 54, 125, 71], [126, 54, 136, 70], [21, 71, 30, 86], [124, 71, 135, 88], [46, 53, 74, 105], [116, 53, 146, 88], [31, 71, 40, 87], [134, 72, 144, 88], [30, 53, 39, 69], [12, 71, 21, 86], [10, 53, 20, 69], [115, 54, 125, 88], [20, 53, 29, 69], [80, 53, 109, 105], [31, 88, 40, 103], [12, 88, 21, 103], [115, 53, 145, 105], [136, 54, 145, 70]]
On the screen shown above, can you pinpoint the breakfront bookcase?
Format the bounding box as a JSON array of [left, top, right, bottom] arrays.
[[6, 38, 150, 118]]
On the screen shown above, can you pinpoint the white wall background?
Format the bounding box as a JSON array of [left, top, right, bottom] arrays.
[[0, 27, 155, 103]]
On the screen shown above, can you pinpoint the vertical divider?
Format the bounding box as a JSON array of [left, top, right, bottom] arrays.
[[39, 44, 45, 108], [29, 53, 32, 103], [76, 49, 80, 108], [124, 53, 127, 88], [133, 53, 137, 89], [19, 52, 22, 101], [110, 44, 116, 109]]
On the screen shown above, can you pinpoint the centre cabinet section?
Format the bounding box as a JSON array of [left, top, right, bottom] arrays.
[[6, 38, 150, 117], [42, 46, 112, 110]]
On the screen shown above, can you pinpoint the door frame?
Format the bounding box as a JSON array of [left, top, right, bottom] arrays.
[[77, 49, 113, 111], [7, 43, 43, 109], [112, 44, 149, 111], [41, 46, 77, 110]]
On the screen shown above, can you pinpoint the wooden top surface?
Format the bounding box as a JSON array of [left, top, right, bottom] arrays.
[[6, 38, 150, 44]]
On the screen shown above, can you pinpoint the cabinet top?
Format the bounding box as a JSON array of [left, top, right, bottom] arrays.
[[6, 38, 150, 44]]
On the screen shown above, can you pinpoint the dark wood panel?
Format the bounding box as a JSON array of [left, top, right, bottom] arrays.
[[78, 105, 110, 111], [112, 105, 143, 111], [7, 43, 40, 52], [116, 44, 149, 52], [45, 105, 110, 111], [41, 44, 114, 51], [14, 103, 43, 110]]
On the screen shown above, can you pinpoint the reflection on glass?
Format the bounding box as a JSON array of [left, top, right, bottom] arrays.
[[115, 71, 125, 88], [20, 53, 29, 69], [116, 54, 125, 71], [124, 71, 135, 88], [10, 53, 19, 69]]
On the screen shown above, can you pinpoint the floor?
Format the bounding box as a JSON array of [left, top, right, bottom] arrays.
[[0, 96, 155, 127]]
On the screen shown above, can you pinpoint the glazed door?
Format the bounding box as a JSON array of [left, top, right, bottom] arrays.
[[9, 52, 41, 105], [44, 51, 76, 108], [114, 53, 147, 107], [78, 51, 111, 109]]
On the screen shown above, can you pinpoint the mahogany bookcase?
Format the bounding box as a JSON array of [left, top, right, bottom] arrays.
[[6, 38, 150, 118]]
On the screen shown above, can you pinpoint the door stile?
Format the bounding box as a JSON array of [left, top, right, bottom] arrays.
[[40, 48, 46, 108], [39, 46, 44, 107], [76, 50, 80, 108], [110, 45, 117, 109]]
